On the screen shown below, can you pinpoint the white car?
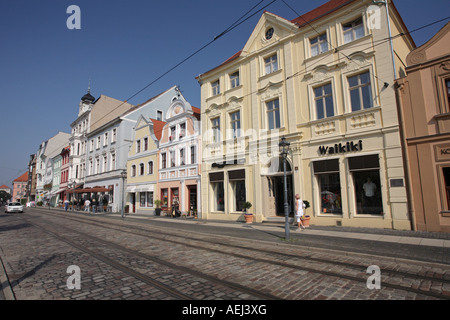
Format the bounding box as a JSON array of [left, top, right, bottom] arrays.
[[6, 202, 24, 213]]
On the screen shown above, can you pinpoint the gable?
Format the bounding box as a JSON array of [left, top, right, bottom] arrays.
[[242, 11, 298, 55]]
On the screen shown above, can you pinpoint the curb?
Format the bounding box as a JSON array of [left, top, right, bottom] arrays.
[[0, 248, 15, 300]]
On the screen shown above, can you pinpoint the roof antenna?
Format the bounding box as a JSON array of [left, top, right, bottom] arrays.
[[88, 78, 91, 93]]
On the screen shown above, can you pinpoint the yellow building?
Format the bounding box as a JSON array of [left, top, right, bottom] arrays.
[[197, 0, 415, 229], [126, 115, 164, 213]]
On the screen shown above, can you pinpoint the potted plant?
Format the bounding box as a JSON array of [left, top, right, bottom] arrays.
[[301, 200, 311, 227], [154, 199, 162, 216], [243, 201, 253, 223]]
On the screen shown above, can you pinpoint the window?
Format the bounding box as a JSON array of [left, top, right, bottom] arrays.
[[136, 140, 141, 153], [348, 72, 372, 111], [229, 170, 246, 212], [89, 160, 93, 176], [266, 99, 281, 129], [212, 117, 221, 142], [157, 110, 163, 121], [112, 128, 117, 143], [446, 79, 450, 107], [90, 140, 94, 151], [443, 167, 450, 210], [313, 160, 342, 214], [139, 163, 144, 176], [140, 192, 154, 208], [179, 123, 186, 138], [265, 27, 274, 40], [111, 153, 116, 171], [191, 145, 196, 164], [264, 54, 278, 74], [180, 148, 185, 166], [161, 153, 166, 169], [95, 157, 100, 173], [230, 111, 241, 138], [131, 165, 136, 177], [148, 161, 153, 174], [144, 137, 148, 151], [170, 126, 176, 141], [170, 150, 176, 167], [310, 33, 328, 57], [104, 132, 108, 146], [348, 155, 382, 215], [103, 155, 107, 173], [230, 71, 240, 88], [213, 182, 224, 212], [343, 17, 364, 44], [314, 83, 334, 119], [212, 80, 220, 96]]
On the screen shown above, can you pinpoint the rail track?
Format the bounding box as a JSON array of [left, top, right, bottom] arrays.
[[3, 209, 450, 300]]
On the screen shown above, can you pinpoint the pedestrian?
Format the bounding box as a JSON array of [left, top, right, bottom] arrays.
[[64, 199, 69, 212], [84, 199, 90, 212], [92, 198, 97, 213], [171, 197, 179, 218], [295, 194, 306, 231]]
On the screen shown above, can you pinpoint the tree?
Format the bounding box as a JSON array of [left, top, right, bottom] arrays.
[[0, 190, 12, 204]]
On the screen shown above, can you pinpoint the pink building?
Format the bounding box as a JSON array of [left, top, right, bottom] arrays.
[[12, 172, 28, 202]]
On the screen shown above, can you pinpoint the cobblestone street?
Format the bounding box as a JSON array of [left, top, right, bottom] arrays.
[[1, 208, 449, 309]]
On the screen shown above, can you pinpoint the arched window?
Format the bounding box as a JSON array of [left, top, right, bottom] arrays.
[[131, 165, 136, 177], [139, 163, 144, 176]]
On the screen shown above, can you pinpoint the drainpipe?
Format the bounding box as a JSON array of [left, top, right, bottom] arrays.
[[372, 0, 397, 80]]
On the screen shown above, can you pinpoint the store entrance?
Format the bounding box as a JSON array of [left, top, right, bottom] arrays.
[[272, 175, 294, 216]]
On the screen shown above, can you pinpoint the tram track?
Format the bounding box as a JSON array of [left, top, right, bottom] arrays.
[[3, 210, 449, 300], [13, 213, 280, 300]]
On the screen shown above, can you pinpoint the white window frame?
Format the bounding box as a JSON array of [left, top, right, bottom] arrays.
[[212, 80, 220, 96], [342, 17, 365, 44]]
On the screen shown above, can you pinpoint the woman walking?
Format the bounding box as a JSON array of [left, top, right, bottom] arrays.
[[295, 194, 306, 231]]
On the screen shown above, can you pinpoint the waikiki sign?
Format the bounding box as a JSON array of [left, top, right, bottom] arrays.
[[318, 140, 363, 155]]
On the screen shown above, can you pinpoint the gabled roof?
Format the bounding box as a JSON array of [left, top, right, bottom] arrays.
[[0, 185, 10, 189], [198, 0, 414, 77], [13, 172, 28, 183]]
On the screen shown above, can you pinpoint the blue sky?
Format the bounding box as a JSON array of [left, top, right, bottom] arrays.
[[0, 0, 448, 188]]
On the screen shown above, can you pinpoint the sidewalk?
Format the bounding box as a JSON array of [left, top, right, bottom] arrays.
[[104, 211, 450, 249]]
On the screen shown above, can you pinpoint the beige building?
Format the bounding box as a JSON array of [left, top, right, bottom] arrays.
[[197, 0, 415, 229], [396, 22, 450, 232]]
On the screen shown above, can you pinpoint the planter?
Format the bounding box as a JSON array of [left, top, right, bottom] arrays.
[[155, 208, 162, 216], [301, 215, 311, 227], [244, 214, 253, 224]]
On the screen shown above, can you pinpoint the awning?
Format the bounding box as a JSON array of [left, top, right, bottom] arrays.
[[126, 186, 136, 192], [135, 185, 155, 192]]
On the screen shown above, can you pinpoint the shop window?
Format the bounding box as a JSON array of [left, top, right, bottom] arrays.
[[229, 169, 246, 212], [313, 159, 342, 214], [140, 192, 153, 208], [446, 79, 450, 109], [161, 189, 168, 207], [348, 155, 382, 215], [442, 167, 450, 210], [210, 172, 224, 212]]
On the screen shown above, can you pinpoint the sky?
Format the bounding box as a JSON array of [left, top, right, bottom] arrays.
[[0, 0, 448, 188]]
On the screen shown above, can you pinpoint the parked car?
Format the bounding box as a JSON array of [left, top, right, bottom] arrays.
[[5, 202, 24, 213]]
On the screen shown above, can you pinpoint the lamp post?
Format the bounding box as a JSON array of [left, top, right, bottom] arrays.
[[279, 136, 291, 240], [120, 169, 127, 218], [69, 180, 76, 212]]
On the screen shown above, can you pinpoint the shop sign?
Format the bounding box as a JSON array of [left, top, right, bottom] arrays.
[[435, 143, 450, 162], [318, 140, 363, 155]]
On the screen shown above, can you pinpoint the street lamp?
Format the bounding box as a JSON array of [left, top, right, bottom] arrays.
[[69, 180, 76, 212], [279, 136, 291, 240], [120, 169, 127, 218]]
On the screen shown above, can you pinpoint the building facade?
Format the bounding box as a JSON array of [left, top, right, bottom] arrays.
[[197, 0, 415, 229], [396, 22, 450, 232], [157, 98, 201, 216], [126, 116, 162, 213], [12, 172, 28, 203]]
